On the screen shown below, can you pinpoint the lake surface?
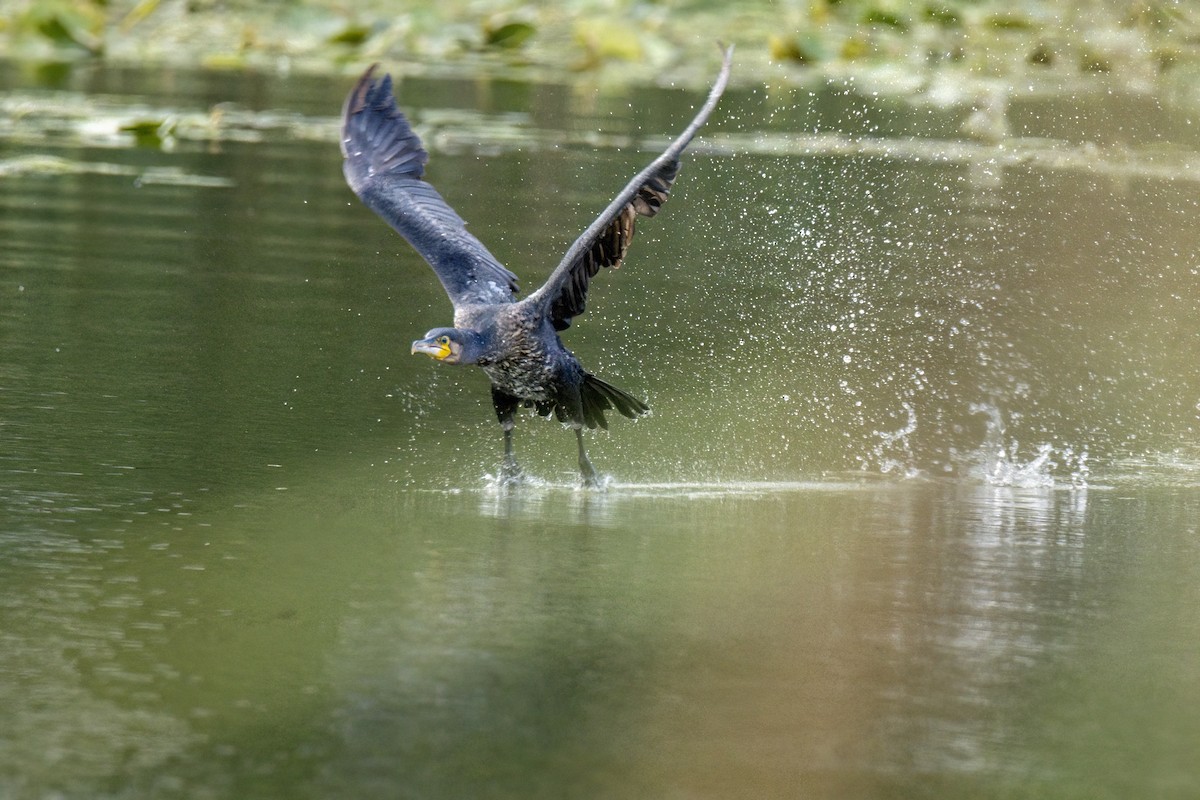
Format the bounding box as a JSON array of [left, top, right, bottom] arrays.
[[2, 58, 1199, 799]]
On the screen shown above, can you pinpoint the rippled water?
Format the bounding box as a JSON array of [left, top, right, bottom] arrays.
[[2, 59, 1199, 799]]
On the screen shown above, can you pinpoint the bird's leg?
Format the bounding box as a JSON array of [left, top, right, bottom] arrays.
[[574, 426, 599, 487], [491, 386, 523, 484], [501, 418, 524, 483]]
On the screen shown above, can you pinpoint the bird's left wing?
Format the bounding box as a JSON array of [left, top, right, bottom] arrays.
[[342, 66, 519, 307], [527, 45, 732, 330]]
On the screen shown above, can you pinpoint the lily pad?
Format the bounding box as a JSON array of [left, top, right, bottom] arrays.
[[328, 24, 371, 46], [483, 20, 535, 50], [923, 4, 962, 27], [769, 33, 824, 65], [118, 118, 173, 147], [986, 13, 1037, 31], [863, 8, 909, 31]]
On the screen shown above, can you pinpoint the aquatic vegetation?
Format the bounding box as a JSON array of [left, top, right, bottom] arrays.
[[1, 0, 1198, 104]]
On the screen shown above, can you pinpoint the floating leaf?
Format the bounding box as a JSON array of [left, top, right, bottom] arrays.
[[328, 24, 371, 46], [1080, 50, 1112, 73], [769, 34, 822, 65], [1154, 46, 1181, 72], [1028, 41, 1054, 66], [922, 4, 961, 27], [483, 20, 535, 50], [118, 119, 165, 136], [986, 13, 1037, 31], [119, 117, 175, 148], [862, 8, 909, 31]]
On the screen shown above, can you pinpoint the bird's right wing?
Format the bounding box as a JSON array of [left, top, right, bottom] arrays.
[[341, 66, 519, 307]]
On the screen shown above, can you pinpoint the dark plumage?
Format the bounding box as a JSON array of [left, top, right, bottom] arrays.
[[341, 46, 732, 485]]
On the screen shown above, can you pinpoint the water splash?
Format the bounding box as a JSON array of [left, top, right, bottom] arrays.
[[967, 403, 1089, 489], [862, 402, 922, 479], [975, 440, 1057, 489]]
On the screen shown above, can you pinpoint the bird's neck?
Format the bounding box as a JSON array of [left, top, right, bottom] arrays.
[[455, 328, 491, 365]]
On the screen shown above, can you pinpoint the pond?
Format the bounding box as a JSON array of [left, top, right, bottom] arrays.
[[2, 58, 1199, 798]]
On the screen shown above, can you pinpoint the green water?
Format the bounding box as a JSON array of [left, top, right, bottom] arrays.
[[2, 61, 1200, 798]]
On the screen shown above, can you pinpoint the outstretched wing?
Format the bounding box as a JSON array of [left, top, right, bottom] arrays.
[[527, 45, 733, 331], [341, 66, 519, 308]]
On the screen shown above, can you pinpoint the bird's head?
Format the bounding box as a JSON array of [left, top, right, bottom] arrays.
[[410, 328, 482, 365]]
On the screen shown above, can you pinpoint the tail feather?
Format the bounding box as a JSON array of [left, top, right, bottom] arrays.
[[580, 374, 650, 430]]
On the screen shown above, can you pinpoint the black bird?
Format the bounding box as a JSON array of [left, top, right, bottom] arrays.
[[341, 46, 732, 486]]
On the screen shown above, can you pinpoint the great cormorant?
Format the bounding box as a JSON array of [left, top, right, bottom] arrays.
[[341, 47, 732, 485]]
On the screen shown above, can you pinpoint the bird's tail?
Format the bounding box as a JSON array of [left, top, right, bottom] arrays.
[[580, 374, 650, 430]]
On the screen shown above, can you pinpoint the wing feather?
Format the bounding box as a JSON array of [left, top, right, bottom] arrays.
[[341, 66, 519, 307], [527, 45, 732, 330]]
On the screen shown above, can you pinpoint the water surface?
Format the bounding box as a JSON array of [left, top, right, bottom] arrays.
[[2, 60, 1199, 799]]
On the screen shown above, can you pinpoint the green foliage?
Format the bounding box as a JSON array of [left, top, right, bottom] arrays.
[[862, 7, 910, 31], [483, 19, 536, 50], [327, 23, 371, 46], [11, 0, 106, 54], [1027, 40, 1054, 66], [118, 117, 174, 147], [1079, 48, 1113, 73], [922, 4, 962, 27], [769, 33, 820, 65], [985, 12, 1037, 31], [0, 0, 1198, 96]]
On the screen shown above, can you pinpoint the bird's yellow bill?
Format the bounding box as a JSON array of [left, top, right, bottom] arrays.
[[411, 338, 451, 360]]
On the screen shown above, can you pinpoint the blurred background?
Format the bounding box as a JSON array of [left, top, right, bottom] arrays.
[[3, 2, 1200, 799], [3, 0, 1200, 90]]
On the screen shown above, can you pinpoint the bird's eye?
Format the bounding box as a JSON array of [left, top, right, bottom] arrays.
[[437, 336, 450, 345]]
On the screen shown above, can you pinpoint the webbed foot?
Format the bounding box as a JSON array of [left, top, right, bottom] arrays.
[[579, 455, 600, 488], [500, 455, 525, 486], [574, 426, 601, 488]]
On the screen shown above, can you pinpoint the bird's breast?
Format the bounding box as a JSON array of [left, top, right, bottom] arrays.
[[473, 305, 573, 402], [481, 350, 556, 401]]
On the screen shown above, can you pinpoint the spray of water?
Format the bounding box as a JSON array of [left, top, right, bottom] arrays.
[[966, 402, 1090, 489]]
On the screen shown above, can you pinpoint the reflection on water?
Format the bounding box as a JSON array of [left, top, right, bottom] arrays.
[[6, 475, 1198, 798], [2, 61, 1199, 798]]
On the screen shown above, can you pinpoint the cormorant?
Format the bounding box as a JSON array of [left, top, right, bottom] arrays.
[[341, 46, 732, 485]]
